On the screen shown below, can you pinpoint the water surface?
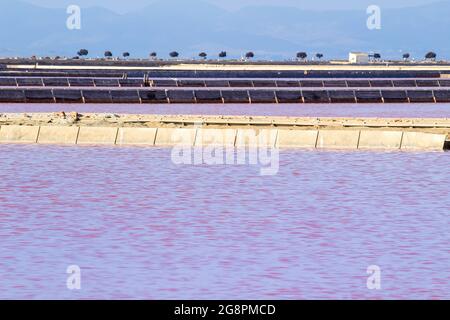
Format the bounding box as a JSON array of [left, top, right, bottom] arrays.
[[1, 103, 450, 118], [0, 145, 448, 299]]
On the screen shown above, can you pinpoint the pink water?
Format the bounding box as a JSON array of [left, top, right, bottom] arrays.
[[0, 145, 449, 299], [2, 103, 450, 118]]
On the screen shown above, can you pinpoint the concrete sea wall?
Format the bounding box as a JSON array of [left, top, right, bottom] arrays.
[[0, 125, 447, 150]]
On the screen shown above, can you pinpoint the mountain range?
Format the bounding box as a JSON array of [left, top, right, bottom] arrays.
[[0, 0, 449, 60]]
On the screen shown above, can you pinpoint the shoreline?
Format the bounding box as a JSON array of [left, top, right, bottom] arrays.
[[6, 63, 450, 72], [1, 112, 449, 129]]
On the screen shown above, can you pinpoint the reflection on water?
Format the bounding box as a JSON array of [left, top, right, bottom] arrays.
[[1, 103, 450, 118], [0, 145, 449, 299]]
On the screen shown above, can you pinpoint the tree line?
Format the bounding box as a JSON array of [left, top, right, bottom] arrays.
[[75, 49, 440, 61]]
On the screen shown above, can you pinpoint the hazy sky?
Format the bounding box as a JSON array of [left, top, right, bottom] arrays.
[[23, 0, 442, 12], [4, 0, 449, 58]]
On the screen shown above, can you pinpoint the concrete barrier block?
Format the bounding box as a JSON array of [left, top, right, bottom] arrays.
[[276, 90, 302, 103], [156, 71, 190, 78], [154, 127, 197, 146], [69, 78, 95, 87], [433, 90, 450, 103], [53, 89, 83, 103], [323, 80, 347, 87], [38, 126, 79, 144], [369, 80, 393, 87], [381, 90, 408, 103], [413, 72, 440, 78], [195, 90, 223, 103], [302, 90, 330, 103], [116, 127, 157, 145], [94, 78, 120, 87], [167, 90, 195, 103], [178, 80, 205, 87], [0, 89, 25, 102], [0, 125, 40, 143], [0, 78, 18, 86], [346, 80, 370, 87], [317, 130, 360, 149], [276, 130, 318, 148], [438, 80, 450, 87], [355, 90, 383, 103], [204, 80, 229, 87], [77, 127, 118, 145], [300, 80, 324, 87], [235, 129, 277, 147], [393, 80, 417, 87], [17, 78, 44, 87], [407, 90, 434, 102], [249, 90, 276, 103], [24, 89, 55, 103], [139, 90, 168, 103], [111, 90, 140, 103], [221, 90, 250, 103], [152, 79, 178, 87], [358, 131, 403, 149], [416, 80, 439, 87], [276, 80, 300, 87], [43, 78, 69, 87], [195, 128, 237, 147], [401, 132, 446, 150], [229, 80, 253, 87], [119, 79, 143, 87], [253, 80, 277, 87], [328, 90, 356, 103], [82, 90, 112, 103]]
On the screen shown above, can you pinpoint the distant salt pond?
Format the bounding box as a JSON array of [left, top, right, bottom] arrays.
[[0, 145, 448, 299], [1, 103, 450, 118]]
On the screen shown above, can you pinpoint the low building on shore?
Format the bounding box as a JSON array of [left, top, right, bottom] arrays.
[[349, 52, 369, 64]]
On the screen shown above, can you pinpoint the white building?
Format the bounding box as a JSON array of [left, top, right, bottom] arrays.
[[349, 52, 369, 64]]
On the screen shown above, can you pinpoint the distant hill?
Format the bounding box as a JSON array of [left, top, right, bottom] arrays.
[[0, 0, 449, 60]]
